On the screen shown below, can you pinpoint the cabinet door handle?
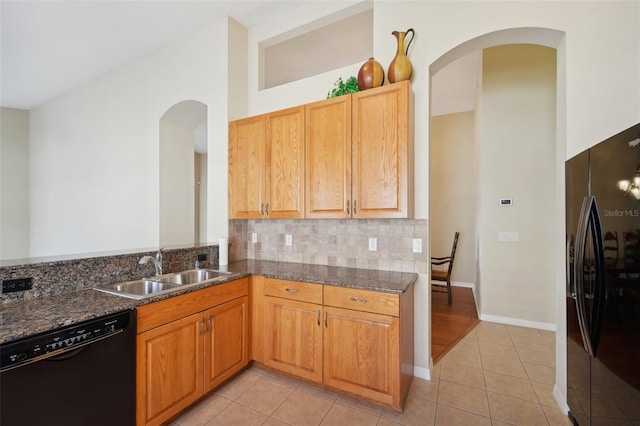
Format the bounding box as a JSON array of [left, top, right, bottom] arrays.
[[324, 311, 328, 328], [199, 318, 205, 335], [285, 288, 299, 294], [317, 310, 321, 326], [260, 203, 264, 216], [266, 202, 269, 216], [206, 315, 212, 333], [353, 200, 357, 215], [350, 297, 368, 304], [346, 200, 350, 215]]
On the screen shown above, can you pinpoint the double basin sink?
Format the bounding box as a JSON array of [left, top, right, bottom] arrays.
[[95, 269, 234, 300]]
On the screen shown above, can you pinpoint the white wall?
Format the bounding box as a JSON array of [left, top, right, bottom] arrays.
[[159, 120, 195, 247], [28, 19, 231, 257], [478, 44, 557, 327], [430, 111, 477, 286], [0, 108, 30, 259]]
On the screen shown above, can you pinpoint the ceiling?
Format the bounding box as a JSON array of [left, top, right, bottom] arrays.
[[0, 0, 301, 110], [1, 0, 478, 115]]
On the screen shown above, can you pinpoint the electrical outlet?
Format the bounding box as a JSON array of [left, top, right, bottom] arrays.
[[412, 238, 423, 253], [498, 231, 519, 242], [368, 237, 377, 251], [2, 277, 33, 293], [285, 234, 292, 246], [251, 232, 257, 243]]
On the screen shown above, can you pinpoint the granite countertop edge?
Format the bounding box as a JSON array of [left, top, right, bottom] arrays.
[[0, 260, 418, 344]]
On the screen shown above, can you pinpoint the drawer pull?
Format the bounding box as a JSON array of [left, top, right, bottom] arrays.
[[285, 288, 299, 294], [350, 297, 368, 304]]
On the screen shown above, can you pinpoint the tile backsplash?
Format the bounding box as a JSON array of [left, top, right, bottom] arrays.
[[229, 219, 428, 274]]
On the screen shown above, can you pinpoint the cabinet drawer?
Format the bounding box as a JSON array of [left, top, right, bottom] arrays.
[[264, 278, 322, 304], [323, 286, 399, 317]]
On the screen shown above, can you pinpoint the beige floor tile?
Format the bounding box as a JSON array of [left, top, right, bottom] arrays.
[[319, 402, 379, 426], [440, 361, 485, 389], [476, 332, 514, 348], [235, 376, 295, 415], [206, 401, 268, 426], [214, 370, 262, 399], [272, 388, 333, 426], [542, 405, 573, 426], [523, 362, 556, 384], [481, 353, 528, 378], [408, 377, 439, 402], [434, 404, 492, 426], [517, 346, 556, 368], [487, 392, 548, 426], [262, 418, 290, 426], [531, 380, 558, 407], [376, 418, 403, 426], [430, 361, 442, 380], [511, 333, 555, 353], [441, 347, 483, 370], [437, 380, 490, 417], [263, 371, 302, 389], [298, 382, 339, 402], [174, 394, 232, 425], [478, 341, 520, 361], [381, 394, 437, 425], [484, 370, 538, 403], [335, 394, 383, 416]]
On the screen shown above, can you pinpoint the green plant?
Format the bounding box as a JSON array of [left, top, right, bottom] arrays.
[[326, 76, 360, 99]]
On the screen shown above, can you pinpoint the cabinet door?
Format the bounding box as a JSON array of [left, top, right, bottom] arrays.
[[136, 312, 204, 426], [265, 296, 323, 382], [229, 115, 265, 219], [305, 96, 352, 218], [323, 306, 400, 407], [351, 81, 412, 218], [204, 296, 249, 392], [265, 106, 305, 218]]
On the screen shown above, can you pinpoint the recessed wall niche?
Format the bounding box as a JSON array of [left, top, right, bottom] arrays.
[[260, 6, 372, 90]]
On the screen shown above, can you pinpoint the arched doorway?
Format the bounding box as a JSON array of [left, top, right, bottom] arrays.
[[159, 100, 208, 247]]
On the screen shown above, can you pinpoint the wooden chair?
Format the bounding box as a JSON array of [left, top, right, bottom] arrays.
[[431, 232, 460, 304], [604, 231, 619, 267]]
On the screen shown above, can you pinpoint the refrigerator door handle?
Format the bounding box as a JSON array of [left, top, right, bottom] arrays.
[[587, 196, 606, 357], [573, 196, 595, 356]]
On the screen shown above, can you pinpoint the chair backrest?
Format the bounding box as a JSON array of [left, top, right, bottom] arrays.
[[447, 232, 460, 274], [603, 231, 618, 266], [623, 231, 639, 265]]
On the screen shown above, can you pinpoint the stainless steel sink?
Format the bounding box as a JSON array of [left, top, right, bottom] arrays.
[[160, 269, 231, 285], [94, 269, 234, 299]]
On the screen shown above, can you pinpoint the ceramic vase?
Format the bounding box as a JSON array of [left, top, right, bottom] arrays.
[[388, 28, 415, 83], [357, 57, 385, 90]]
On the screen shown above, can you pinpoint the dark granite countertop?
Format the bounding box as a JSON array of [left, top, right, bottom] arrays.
[[0, 260, 417, 345]]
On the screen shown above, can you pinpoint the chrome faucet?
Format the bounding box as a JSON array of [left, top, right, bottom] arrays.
[[139, 248, 163, 276]]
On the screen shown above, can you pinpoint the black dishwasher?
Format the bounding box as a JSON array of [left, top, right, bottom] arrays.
[[0, 309, 136, 426]]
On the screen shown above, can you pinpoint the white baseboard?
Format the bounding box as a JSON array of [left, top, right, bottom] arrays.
[[451, 281, 474, 288], [414, 365, 430, 380], [479, 314, 556, 331], [553, 383, 569, 414]]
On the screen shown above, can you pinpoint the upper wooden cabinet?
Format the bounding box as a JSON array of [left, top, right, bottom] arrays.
[[306, 81, 413, 218], [351, 81, 413, 218], [229, 81, 413, 220], [229, 106, 305, 219]]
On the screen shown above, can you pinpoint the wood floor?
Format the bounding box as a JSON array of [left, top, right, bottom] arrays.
[[432, 286, 480, 364]]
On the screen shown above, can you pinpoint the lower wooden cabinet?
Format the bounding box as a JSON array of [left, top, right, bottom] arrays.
[[257, 277, 414, 411], [136, 279, 249, 426]]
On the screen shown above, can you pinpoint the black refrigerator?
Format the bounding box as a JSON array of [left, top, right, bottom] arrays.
[[566, 122, 640, 425]]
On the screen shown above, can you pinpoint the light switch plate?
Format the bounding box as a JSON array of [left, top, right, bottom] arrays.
[[412, 238, 423, 253], [251, 232, 257, 243], [498, 231, 519, 242], [368, 237, 377, 251], [285, 234, 292, 246]]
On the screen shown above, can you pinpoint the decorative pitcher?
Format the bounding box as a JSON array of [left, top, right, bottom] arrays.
[[388, 28, 415, 83]]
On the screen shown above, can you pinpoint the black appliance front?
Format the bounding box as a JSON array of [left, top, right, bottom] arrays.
[[566, 123, 640, 425], [0, 309, 136, 426]]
